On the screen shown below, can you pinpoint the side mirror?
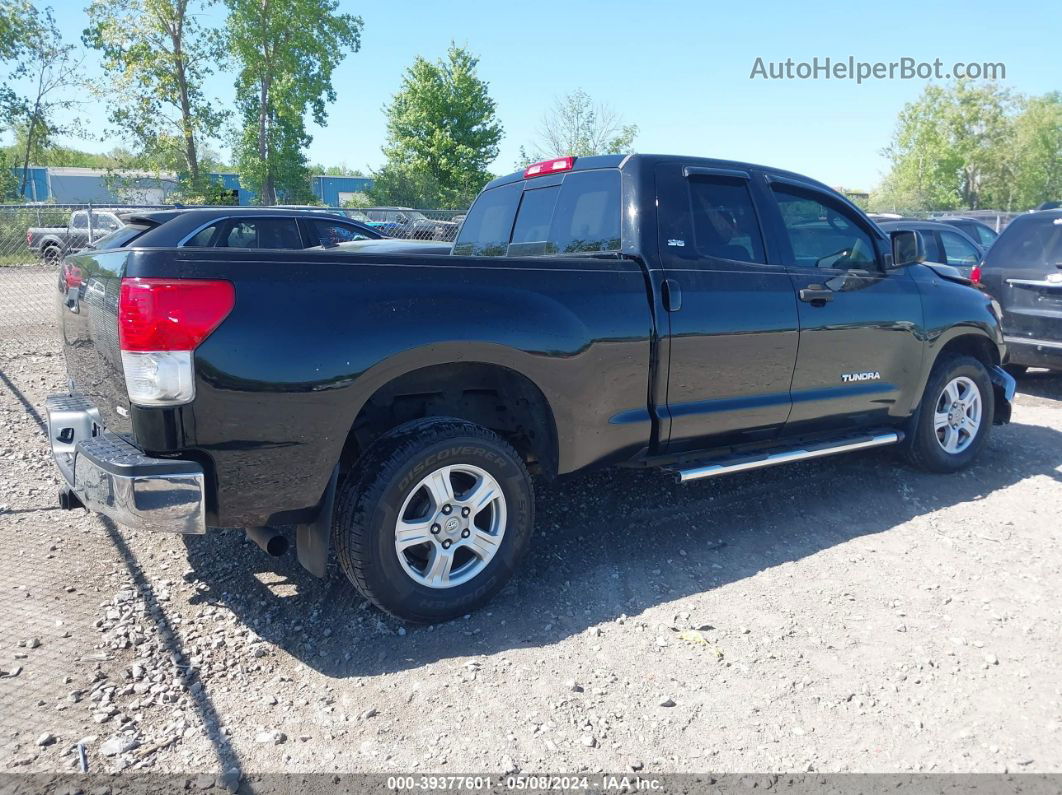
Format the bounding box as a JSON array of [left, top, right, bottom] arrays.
[[891, 230, 925, 268]]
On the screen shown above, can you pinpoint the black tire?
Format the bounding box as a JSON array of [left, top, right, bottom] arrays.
[[1004, 363, 1028, 378], [901, 354, 994, 473], [42, 245, 61, 266], [333, 417, 534, 623]]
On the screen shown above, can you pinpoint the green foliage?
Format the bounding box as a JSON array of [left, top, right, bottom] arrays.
[[0, 0, 36, 111], [0, 148, 19, 200], [2, 5, 88, 196], [371, 44, 502, 209], [1010, 92, 1062, 210], [517, 88, 637, 168], [872, 82, 1061, 212], [309, 162, 366, 177], [83, 0, 227, 200], [225, 0, 362, 205]]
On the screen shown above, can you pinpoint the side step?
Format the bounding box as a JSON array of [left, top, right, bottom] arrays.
[[671, 431, 902, 483]]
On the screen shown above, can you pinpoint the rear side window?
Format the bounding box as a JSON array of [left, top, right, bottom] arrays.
[[984, 215, 1062, 270], [453, 170, 621, 257], [687, 177, 765, 263], [218, 218, 303, 249]]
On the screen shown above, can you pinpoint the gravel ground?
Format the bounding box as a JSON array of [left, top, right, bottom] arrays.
[[1, 313, 1061, 782]]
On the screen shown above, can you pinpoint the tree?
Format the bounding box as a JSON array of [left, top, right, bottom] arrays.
[[371, 44, 503, 209], [9, 8, 87, 196], [871, 82, 1060, 212], [0, 0, 35, 105], [517, 88, 637, 167], [225, 0, 363, 205], [1010, 92, 1062, 209], [83, 0, 227, 197]]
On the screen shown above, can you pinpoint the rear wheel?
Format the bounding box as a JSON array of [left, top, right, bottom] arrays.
[[902, 355, 994, 473], [42, 245, 61, 266], [333, 418, 534, 622]]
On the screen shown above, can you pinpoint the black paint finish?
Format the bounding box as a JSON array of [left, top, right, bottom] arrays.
[[55, 154, 1009, 529]]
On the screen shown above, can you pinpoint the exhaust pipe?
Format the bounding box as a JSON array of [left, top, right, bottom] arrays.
[[245, 526, 289, 557]]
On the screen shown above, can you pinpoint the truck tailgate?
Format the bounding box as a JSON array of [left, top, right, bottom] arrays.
[[57, 249, 133, 436]]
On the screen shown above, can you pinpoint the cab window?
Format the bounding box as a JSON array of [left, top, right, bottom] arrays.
[[772, 186, 878, 270]]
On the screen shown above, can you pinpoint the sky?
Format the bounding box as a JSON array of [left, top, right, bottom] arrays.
[[8, 0, 1061, 191]]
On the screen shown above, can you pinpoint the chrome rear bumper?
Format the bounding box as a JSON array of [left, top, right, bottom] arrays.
[[44, 394, 206, 534]]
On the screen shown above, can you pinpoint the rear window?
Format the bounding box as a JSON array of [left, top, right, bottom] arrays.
[[984, 215, 1062, 270], [453, 182, 521, 256], [453, 170, 621, 257], [90, 224, 151, 250]]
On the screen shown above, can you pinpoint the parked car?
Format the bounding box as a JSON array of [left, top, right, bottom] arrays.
[[974, 209, 1062, 374], [45, 153, 1014, 622], [936, 216, 1000, 249], [874, 218, 985, 278], [57, 209, 383, 314], [27, 209, 125, 264], [364, 207, 460, 241], [151, 207, 381, 248]]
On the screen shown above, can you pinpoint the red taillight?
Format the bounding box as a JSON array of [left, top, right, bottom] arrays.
[[119, 278, 235, 352], [969, 265, 982, 284], [524, 156, 575, 178]]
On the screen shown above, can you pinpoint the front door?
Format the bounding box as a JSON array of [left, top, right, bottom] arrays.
[[763, 179, 925, 432], [656, 163, 799, 451]]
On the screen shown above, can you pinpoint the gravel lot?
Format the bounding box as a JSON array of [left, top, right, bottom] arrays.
[[2, 300, 1061, 782]]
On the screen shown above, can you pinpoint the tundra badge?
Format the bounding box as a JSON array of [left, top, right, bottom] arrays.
[[842, 371, 881, 383]]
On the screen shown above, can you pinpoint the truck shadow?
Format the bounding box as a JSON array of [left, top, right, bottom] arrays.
[[183, 417, 1062, 679]]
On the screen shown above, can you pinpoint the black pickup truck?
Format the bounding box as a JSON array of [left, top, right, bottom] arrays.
[[45, 154, 1016, 622]]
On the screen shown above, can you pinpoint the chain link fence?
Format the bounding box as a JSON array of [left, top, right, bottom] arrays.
[[0, 204, 464, 338]]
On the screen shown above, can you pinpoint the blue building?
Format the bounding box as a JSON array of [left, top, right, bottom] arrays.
[[9, 166, 373, 207], [310, 175, 374, 206]]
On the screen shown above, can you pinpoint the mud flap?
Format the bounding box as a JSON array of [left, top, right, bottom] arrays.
[[989, 365, 1015, 425], [296, 465, 339, 578]]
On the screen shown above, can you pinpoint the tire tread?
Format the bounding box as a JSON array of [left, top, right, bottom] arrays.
[[333, 417, 531, 621]]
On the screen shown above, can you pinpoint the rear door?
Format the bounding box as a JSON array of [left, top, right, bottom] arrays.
[[980, 213, 1062, 344], [655, 163, 799, 451], [762, 177, 924, 431]]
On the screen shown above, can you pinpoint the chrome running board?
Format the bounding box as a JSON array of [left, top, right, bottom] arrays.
[[673, 431, 902, 483]]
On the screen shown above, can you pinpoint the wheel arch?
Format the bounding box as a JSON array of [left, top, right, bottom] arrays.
[[341, 348, 560, 480]]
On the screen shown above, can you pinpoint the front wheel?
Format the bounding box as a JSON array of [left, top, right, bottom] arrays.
[[333, 418, 534, 622], [901, 355, 994, 473]]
